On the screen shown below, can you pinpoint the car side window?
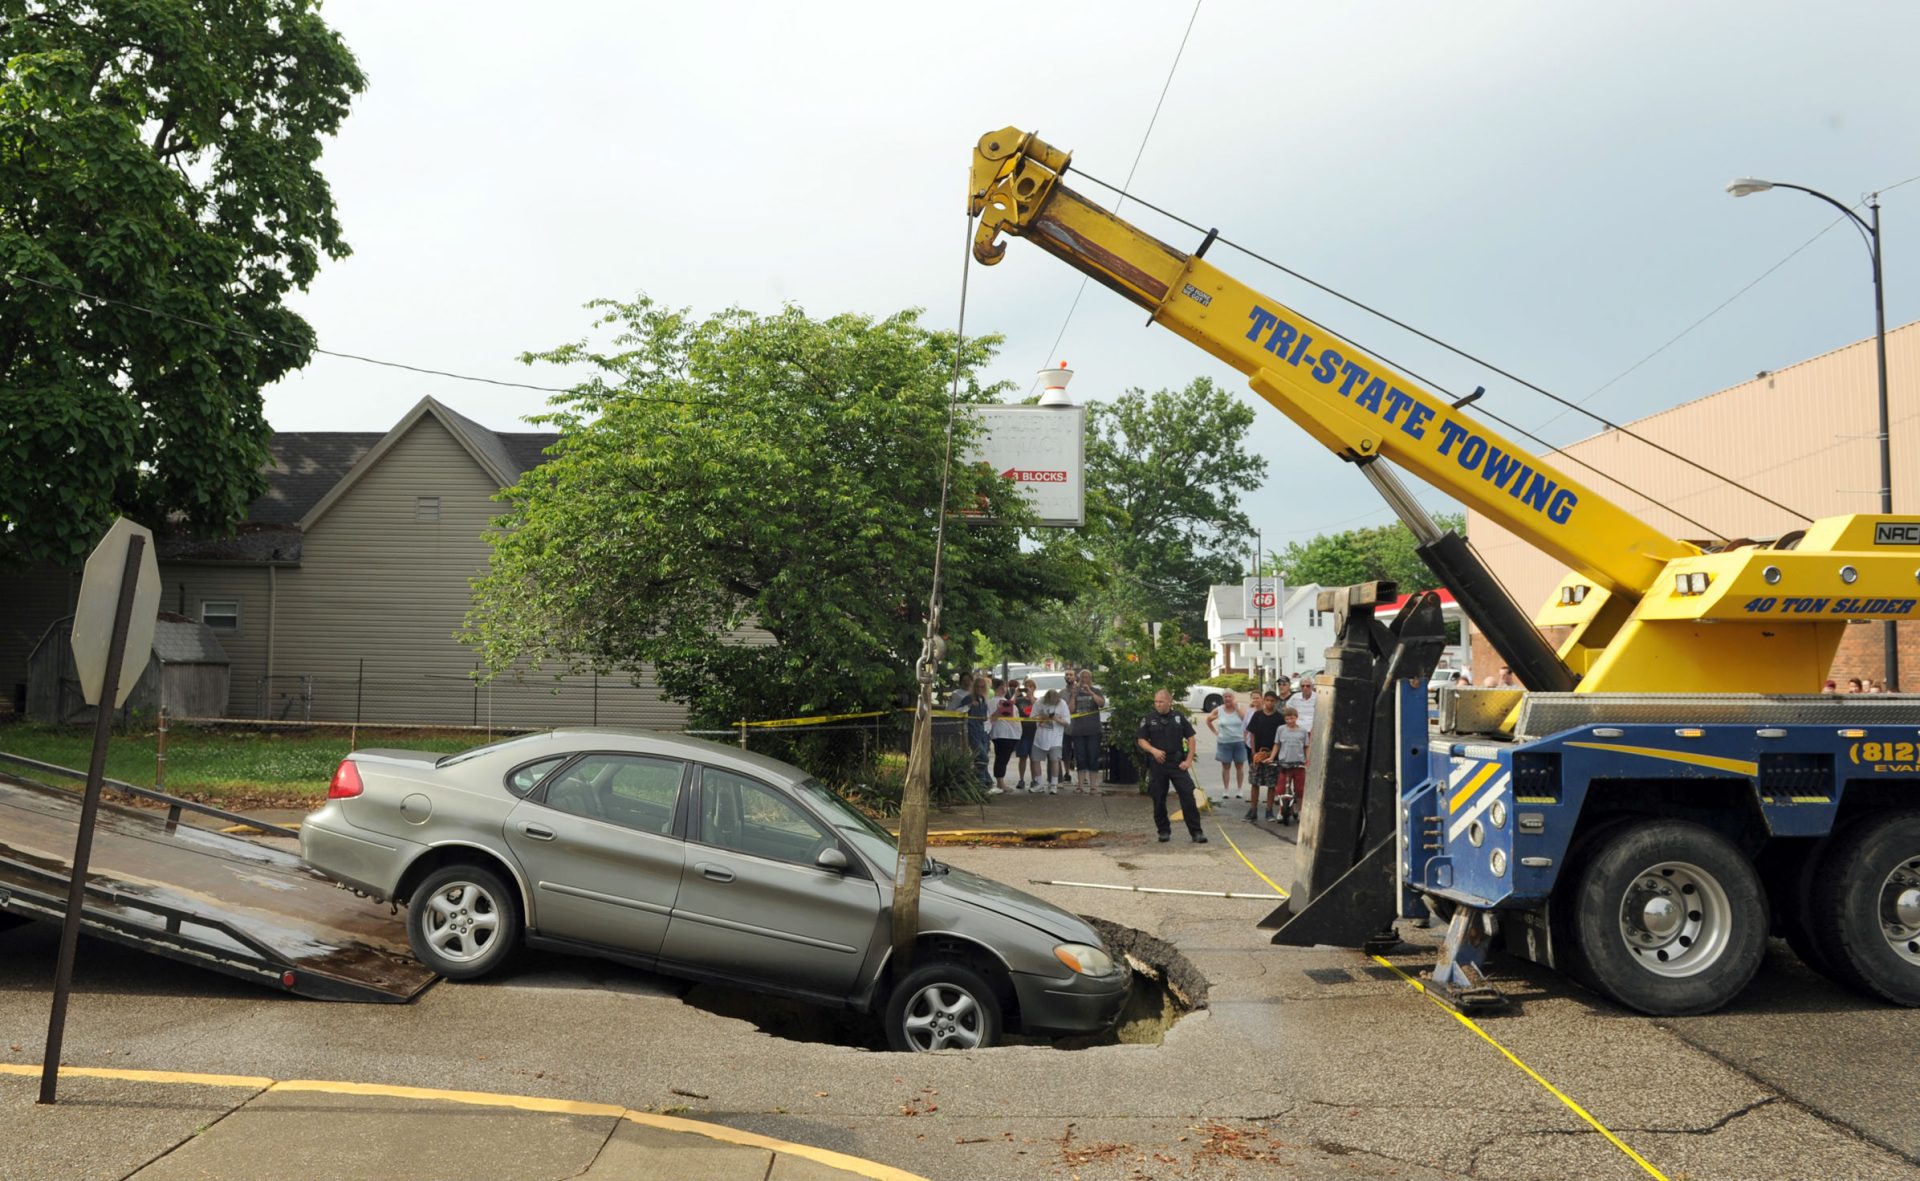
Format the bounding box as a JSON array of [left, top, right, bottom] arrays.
[[505, 756, 567, 798], [699, 768, 830, 865], [539, 754, 685, 835]]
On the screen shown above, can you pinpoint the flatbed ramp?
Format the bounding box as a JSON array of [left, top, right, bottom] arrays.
[[0, 770, 434, 1002]]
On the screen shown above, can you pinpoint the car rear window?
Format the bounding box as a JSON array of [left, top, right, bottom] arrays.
[[505, 757, 567, 797]]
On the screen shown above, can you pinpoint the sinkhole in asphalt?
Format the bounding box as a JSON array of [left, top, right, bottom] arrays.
[[679, 917, 1206, 1051]]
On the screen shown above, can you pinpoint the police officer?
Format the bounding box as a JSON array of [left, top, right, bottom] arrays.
[[1136, 689, 1208, 844]]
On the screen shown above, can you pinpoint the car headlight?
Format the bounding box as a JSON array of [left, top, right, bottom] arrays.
[[1053, 943, 1117, 977]]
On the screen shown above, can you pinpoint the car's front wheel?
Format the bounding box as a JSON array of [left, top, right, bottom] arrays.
[[407, 864, 520, 980], [884, 961, 1002, 1052]]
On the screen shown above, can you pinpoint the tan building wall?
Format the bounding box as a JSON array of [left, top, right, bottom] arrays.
[[160, 564, 275, 714], [1468, 321, 1920, 687], [267, 414, 686, 729]]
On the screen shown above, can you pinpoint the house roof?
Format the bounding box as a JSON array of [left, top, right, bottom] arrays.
[[295, 397, 559, 531], [1205, 583, 1244, 619], [248, 432, 386, 524], [164, 397, 559, 563], [152, 615, 231, 664]]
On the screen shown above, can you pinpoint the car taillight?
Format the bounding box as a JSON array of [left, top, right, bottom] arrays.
[[329, 759, 364, 799]]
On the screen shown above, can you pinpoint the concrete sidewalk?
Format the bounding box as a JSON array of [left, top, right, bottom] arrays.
[[4, 1066, 920, 1181]]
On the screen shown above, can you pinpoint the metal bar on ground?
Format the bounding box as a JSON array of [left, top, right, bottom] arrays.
[[1028, 878, 1284, 900]]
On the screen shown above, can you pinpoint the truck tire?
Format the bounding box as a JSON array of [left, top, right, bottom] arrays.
[[884, 961, 1002, 1052], [1779, 839, 1842, 981], [1567, 820, 1767, 1016], [1810, 811, 1920, 1006], [406, 864, 520, 980]]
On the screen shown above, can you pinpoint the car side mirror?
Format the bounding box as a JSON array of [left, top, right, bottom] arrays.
[[815, 847, 849, 872]]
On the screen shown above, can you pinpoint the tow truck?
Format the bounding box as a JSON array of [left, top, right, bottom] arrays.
[[968, 127, 1920, 1015]]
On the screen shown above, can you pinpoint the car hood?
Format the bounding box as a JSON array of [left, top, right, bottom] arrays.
[[923, 863, 1099, 945]]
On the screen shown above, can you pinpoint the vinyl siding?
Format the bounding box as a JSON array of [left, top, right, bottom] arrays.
[[269, 414, 685, 728], [158, 565, 273, 715]]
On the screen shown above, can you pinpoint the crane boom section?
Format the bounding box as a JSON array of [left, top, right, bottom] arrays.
[[970, 128, 1698, 599]]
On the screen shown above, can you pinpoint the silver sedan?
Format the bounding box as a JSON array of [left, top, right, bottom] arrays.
[[300, 729, 1130, 1050]]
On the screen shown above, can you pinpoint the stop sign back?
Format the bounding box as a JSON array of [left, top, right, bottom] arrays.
[[71, 518, 161, 707]]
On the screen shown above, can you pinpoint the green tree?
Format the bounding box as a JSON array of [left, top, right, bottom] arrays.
[[1100, 620, 1211, 777], [1063, 377, 1266, 644], [1269, 512, 1466, 592], [466, 297, 1085, 741], [0, 1, 365, 566]]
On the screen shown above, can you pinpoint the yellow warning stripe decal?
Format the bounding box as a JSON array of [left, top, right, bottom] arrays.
[[1449, 761, 1500, 813], [1563, 741, 1758, 777]]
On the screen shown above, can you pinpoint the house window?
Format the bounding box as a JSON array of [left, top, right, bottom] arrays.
[[202, 600, 240, 631], [415, 496, 441, 522]]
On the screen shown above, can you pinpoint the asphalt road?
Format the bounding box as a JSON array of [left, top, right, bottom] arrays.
[[5, 772, 1920, 1181]]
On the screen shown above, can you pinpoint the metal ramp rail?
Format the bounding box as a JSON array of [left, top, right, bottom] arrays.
[[0, 761, 434, 1003]]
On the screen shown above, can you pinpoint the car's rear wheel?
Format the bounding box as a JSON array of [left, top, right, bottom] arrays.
[[884, 961, 1002, 1052], [407, 864, 520, 980]]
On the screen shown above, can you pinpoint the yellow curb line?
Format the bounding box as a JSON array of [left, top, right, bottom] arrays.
[[1, 1065, 929, 1181], [0, 1064, 273, 1090], [218, 822, 301, 835]]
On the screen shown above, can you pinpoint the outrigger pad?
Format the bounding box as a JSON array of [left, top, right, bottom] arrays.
[[1261, 836, 1397, 946], [1265, 581, 1445, 950]]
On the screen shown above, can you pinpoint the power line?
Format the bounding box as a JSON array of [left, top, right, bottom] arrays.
[[1066, 167, 1816, 529], [1033, 0, 1203, 389], [1528, 175, 1920, 436], [5, 270, 579, 394]]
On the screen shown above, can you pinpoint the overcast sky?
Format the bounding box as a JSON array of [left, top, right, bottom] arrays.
[[268, 0, 1920, 550]]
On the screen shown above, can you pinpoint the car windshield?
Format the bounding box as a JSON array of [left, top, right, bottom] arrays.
[[435, 731, 554, 768], [790, 777, 902, 867]]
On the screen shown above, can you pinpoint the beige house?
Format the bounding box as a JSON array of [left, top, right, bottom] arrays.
[[3, 397, 685, 728], [1467, 321, 1919, 687]]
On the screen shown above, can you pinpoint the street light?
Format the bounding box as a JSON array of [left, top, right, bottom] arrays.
[[1727, 176, 1897, 691]]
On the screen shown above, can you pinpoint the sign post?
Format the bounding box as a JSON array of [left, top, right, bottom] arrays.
[[40, 518, 159, 1104]]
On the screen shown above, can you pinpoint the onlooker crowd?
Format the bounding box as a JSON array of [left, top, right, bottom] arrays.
[[948, 666, 1103, 795]]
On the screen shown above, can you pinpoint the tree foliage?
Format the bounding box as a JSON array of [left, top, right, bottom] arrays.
[[1048, 377, 1266, 646], [0, 0, 365, 565], [1269, 513, 1465, 592], [466, 298, 1088, 733], [1099, 621, 1211, 775]]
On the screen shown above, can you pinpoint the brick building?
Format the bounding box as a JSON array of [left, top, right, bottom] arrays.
[[1468, 321, 1918, 689]]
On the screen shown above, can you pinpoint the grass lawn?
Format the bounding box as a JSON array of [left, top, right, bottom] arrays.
[[0, 722, 506, 807]]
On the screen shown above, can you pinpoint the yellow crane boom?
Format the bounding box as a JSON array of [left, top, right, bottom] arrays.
[[969, 127, 1919, 693]]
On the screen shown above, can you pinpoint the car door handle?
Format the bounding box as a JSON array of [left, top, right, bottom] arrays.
[[697, 863, 734, 883], [519, 823, 556, 841]]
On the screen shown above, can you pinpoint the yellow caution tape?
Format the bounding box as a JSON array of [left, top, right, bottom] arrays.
[[737, 710, 891, 729]]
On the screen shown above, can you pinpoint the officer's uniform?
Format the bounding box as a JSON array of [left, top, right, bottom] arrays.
[[1137, 708, 1205, 841]]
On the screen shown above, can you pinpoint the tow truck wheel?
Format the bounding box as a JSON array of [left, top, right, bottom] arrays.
[[407, 864, 520, 980], [1568, 820, 1767, 1016], [1811, 811, 1920, 1006]]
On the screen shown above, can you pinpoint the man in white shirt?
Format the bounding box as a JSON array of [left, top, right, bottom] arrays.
[[1291, 675, 1316, 736]]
